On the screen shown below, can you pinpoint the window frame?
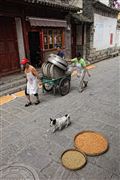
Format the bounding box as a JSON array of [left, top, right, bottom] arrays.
[[42, 28, 65, 51]]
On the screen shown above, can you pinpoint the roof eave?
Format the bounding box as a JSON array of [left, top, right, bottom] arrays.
[[93, 1, 119, 14], [24, 0, 80, 12]]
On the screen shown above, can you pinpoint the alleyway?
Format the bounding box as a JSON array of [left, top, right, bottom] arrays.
[[0, 56, 120, 180]]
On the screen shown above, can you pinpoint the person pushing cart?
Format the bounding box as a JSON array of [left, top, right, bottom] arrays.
[[69, 52, 91, 92]]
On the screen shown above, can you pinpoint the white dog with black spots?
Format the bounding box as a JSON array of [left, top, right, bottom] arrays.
[[50, 114, 71, 132]]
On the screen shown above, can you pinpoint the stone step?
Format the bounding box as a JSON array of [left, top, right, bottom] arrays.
[[0, 68, 42, 97], [0, 73, 25, 85], [0, 68, 42, 85], [0, 84, 26, 97], [0, 78, 26, 92]]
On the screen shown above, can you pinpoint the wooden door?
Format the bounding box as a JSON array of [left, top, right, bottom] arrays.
[[71, 24, 76, 58], [0, 17, 20, 76], [28, 31, 42, 67]]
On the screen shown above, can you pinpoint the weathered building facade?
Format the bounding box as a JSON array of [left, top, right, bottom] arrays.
[[86, 1, 119, 63], [69, 0, 92, 58], [0, 0, 119, 77], [82, 0, 120, 63], [71, 0, 120, 62], [110, 1, 120, 51], [0, 0, 79, 77], [70, 13, 92, 58]]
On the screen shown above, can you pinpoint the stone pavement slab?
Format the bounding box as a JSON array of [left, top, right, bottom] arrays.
[[0, 56, 120, 180], [0, 163, 40, 180]]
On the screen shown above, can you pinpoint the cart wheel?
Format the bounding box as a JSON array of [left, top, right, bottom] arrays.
[[43, 83, 53, 92], [59, 78, 70, 96]]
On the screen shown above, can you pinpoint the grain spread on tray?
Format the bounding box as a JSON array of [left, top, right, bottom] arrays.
[[74, 131, 108, 156], [61, 149, 86, 170]]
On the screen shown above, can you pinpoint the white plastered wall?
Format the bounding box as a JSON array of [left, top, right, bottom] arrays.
[[116, 29, 120, 46], [93, 14, 117, 50]]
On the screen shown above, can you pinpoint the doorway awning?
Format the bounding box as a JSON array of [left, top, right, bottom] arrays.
[[27, 17, 67, 27], [71, 14, 93, 23]]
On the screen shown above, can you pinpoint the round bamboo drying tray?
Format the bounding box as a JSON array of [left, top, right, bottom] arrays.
[[74, 131, 109, 156], [61, 149, 87, 170]]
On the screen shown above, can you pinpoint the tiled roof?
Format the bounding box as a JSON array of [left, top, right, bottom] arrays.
[[24, 0, 80, 12], [93, 0, 119, 14]]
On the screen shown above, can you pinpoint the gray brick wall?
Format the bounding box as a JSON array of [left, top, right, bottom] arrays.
[[87, 47, 120, 63], [83, 0, 94, 20]]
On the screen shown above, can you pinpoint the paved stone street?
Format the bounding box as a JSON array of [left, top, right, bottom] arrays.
[[0, 57, 120, 180]]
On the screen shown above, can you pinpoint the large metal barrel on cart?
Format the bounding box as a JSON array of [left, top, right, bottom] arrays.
[[42, 54, 68, 79], [41, 54, 71, 96], [42, 62, 65, 79], [48, 54, 68, 71]]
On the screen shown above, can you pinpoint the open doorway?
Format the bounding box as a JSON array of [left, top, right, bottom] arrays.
[[28, 32, 41, 67]]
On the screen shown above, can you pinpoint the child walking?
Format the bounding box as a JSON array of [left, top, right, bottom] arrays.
[[70, 53, 91, 92]]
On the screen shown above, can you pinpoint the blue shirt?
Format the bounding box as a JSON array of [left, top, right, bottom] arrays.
[[57, 51, 64, 58]]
